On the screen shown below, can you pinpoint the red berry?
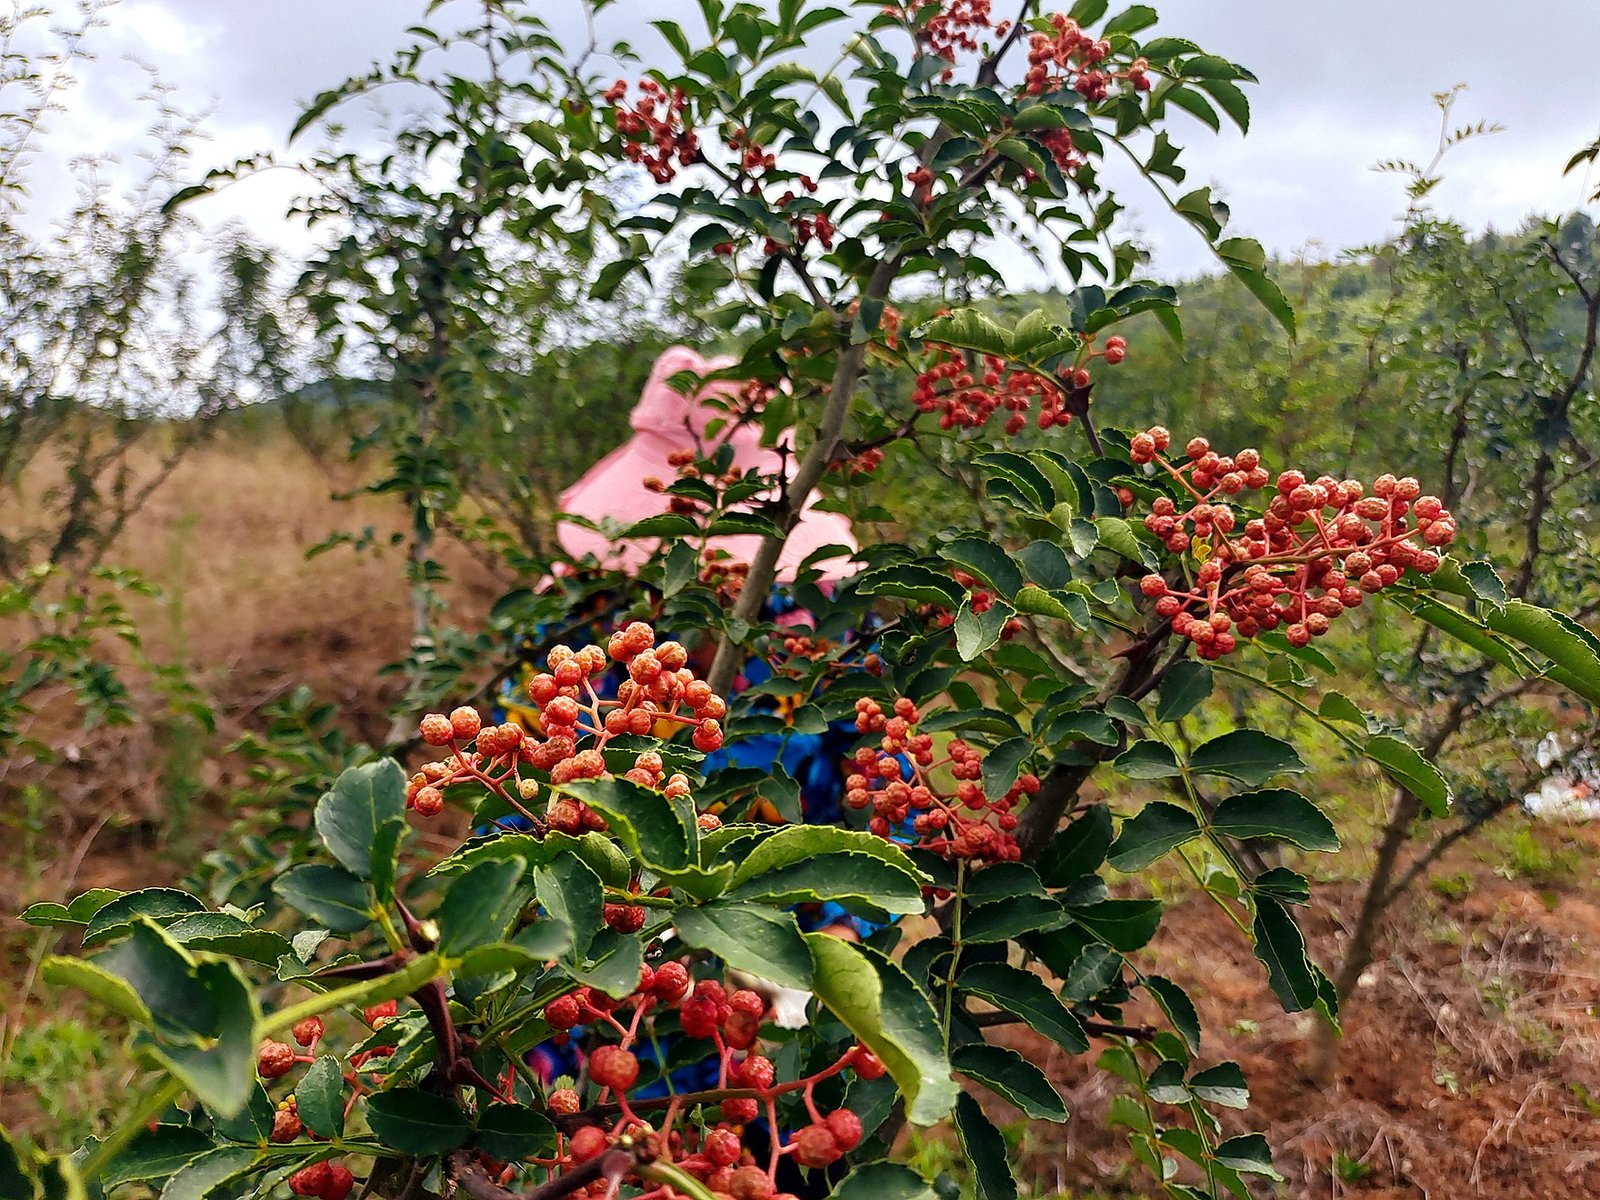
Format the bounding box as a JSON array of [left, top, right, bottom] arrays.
[[291, 1016, 324, 1048], [545, 994, 582, 1031], [413, 786, 444, 817], [825, 1109, 863, 1151], [258, 1039, 296, 1080], [363, 1000, 398, 1026], [271, 1105, 303, 1143], [721, 1097, 760, 1124], [653, 961, 691, 1004], [730, 1165, 775, 1200], [850, 1046, 886, 1080], [681, 993, 721, 1039], [737, 1054, 775, 1089], [791, 1124, 842, 1169], [449, 706, 482, 741], [322, 1164, 355, 1200], [724, 1009, 761, 1050], [704, 1127, 742, 1167], [570, 1126, 609, 1163], [288, 1164, 331, 1197], [419, 713, 453, 745], [548, 1087, 581, 1115], [603, 903, 647, 934], [589, 1045, 640, 1091]]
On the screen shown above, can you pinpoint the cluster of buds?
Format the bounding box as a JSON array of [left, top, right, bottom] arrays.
[[847, 698, 1033, 861], [607, 79, 700, 184], [539, 964, 880, 1197], [912, 347, 1074, 433], [1131, 428, 1456, 656], [414, 623, 725, 830], [261, 1005, 402, 1197]]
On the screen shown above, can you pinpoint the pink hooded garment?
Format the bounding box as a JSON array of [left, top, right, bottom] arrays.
[[556, 346, 859, 580]]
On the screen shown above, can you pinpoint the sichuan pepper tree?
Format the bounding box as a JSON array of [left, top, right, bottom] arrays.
[[11, 3, 1600, 1200]]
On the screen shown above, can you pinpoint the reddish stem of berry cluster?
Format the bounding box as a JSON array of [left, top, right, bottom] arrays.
[[413, 623, 727, 828], [1129, 427, 1457, 657], [537, 965, 880, 1200], [846, 697, 1034, 862]]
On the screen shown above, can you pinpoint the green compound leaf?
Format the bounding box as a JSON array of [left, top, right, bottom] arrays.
[[1361, 734, 1452, 818], [1251, 897, 1319, 1012], [957, 961, 1089, 1054], [437, 858, 526, 957], [1107, 801, 1201, 871], [273, 866, 373, 934], [823, 1163, 936, 1200], [82, 889, 206, 948], [559, 777, 697, 873], [534, 854, 603, 958], [296, 1055, 346, 1138]]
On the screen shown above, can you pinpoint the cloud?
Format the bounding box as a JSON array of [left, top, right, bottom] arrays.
[[15, 0, 1600, 281]]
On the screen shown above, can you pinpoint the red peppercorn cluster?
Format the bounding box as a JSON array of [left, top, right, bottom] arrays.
[[912, 347, 1074, 433], [606, 79, 700, 183], [1025, 15, 1150, 101], [884, 1, 1003, 79], [1130, 428, 1456, 657], [537, 964, 884, 1198], [845, 697, 1034, 861], [412, 623, 726, 829]]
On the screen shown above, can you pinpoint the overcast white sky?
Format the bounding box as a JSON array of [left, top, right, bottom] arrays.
[[21, 0, 1600, 282]]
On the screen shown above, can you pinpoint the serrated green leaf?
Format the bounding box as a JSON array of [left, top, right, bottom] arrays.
[[1362, 735, 1451, 817], [559, 777, 696, 873], [952, 1043, 1067, 1121], [958, 962, 1088, 1053], [437, 858, 525, 957], [365, 1088, 474, 1155], [273, 866, 372, 934], [1189, 730, 1305, 787], [1211, 789, 1339, 851], [807, 936, 956, 1125], [297, 1056, 345, 1138], [1108, 802, 1200, 871], [953, 1093, 1016, 1200], [314, 759, 407, 879], [674, 903, 813, 990]]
